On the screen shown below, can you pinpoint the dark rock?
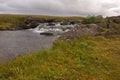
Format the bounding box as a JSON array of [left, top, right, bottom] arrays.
[[69, 21, 75, 25], [105, 16, 120, 34], [20, 17, 61, 29], [105, 29, 119, 36], [106, 16, 120, 27], [40, 32, 54, 36], [61, 21, 70, 25], [46, 19, 60, 23], [113, 18, 120, 24], [22, 17, 46, 29], [47, 23, 56, 26]]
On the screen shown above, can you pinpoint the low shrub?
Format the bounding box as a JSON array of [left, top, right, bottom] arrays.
[[82, 16, 104, 24]]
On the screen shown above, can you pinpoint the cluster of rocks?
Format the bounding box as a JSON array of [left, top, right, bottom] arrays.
[[59, 16, 120, 41], [18, 16, 79, 30], [59, 24, 103, 40], [16, 17, 49, 29], [106, 16, 120, 34], [97, 16, 120, 36]]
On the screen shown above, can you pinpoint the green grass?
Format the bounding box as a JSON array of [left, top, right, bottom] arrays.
[[0, 23, 14, 30], [0, 14, 26, 30], [31, 15, 84, 21], [0, 35, 120, 80], [0, 14, 25, 23]]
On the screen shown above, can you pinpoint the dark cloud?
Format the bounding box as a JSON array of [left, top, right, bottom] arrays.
[[0, 0, 120, 16]]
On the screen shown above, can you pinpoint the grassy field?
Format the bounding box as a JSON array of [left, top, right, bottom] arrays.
[[0, 14, 25, 30], [0, 35, 120, 80]]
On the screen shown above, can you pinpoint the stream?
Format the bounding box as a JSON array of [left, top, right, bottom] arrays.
[[0, 30, 56, 62], [0, 24, 75, 62]]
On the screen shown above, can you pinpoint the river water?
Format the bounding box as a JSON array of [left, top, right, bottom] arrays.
[[0, 23, 75, 62], [0, 30, 56, 62]]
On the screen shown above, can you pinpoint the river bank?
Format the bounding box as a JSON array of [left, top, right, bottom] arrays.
[[0, 35, 120, 80]]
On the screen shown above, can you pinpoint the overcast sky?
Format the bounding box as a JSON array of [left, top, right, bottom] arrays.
[[0, 0, 120, 17]]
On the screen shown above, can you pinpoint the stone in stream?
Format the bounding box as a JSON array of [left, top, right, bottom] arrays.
[[40, 32, 54, 36]]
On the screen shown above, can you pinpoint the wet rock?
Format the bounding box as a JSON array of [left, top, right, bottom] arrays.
[[40, 32, 54, 36], [20, 17, 62, 29], [61, 21, 70, 25], [21, 17, 46, 29]]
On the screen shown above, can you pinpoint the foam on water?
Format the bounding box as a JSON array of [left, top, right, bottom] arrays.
[[29, 23, 74, 34]]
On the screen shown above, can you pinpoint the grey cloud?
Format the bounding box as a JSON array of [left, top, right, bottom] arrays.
[[0, 0, 120, 16]]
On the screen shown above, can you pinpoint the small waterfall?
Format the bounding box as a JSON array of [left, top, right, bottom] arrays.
[[29, 23, 76, 35]]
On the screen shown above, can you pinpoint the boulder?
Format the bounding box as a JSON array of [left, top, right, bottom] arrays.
[[46, 19, 60, 23], [20, 17, 62, 29], [59, 24, 104, 40], [105, 29, 118, 36], [113, 18, 120, 24], [40, 32, 54, 36], [105, 16, 120, 34]]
